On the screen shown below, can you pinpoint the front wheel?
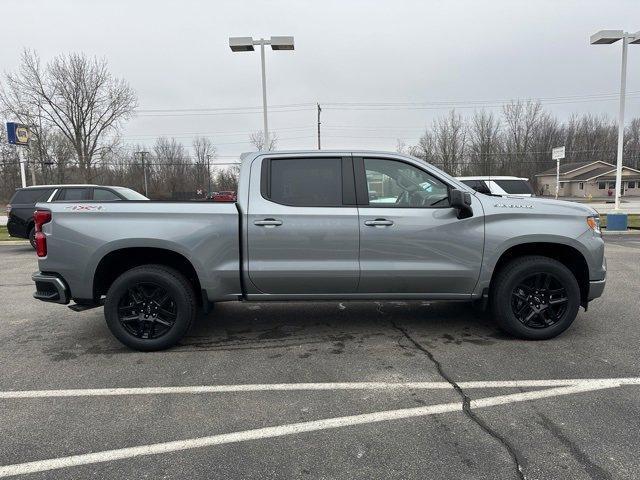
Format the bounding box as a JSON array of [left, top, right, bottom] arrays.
[[104, 265, 196, 351], [491, 256, 581, 340]]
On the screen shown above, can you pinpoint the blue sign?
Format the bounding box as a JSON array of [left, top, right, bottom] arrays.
[[6, 122, 30, 146]]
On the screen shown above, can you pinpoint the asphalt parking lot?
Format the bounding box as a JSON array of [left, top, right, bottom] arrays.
[[0, 236, 639, 479]]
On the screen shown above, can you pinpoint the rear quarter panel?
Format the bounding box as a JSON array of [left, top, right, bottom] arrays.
[[36, 202, 241, 301]]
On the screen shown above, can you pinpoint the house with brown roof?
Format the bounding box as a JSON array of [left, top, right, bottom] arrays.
[[535, 161, 640, 198]]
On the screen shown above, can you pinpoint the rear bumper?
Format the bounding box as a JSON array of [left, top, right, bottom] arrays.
[[32, 272, 70, 304], [588, 279, 606, 301]]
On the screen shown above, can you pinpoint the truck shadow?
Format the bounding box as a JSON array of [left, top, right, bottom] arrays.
[[178, 301, 508, 352]]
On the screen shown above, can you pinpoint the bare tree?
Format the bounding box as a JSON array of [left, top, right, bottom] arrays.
[[192, 136, 216, 193], [467, 110, 502, 175], [432, 110, 467, 175], [410, 129, 436, 163], [153, 137, 190, 199], [625, 118, 640, 169], [395, 139, 407, 154], [0, 49, 137, 182], [249, 130, 278, 151], [214, 166, 241, 191]]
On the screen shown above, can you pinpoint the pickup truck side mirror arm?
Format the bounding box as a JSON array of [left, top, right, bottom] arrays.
[[449, 189, 473, 219]]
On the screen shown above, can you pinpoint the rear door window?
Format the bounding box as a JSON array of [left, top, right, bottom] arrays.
[[57, 188, 90, 201], [10, 188, 55, 204], [265, 158, 345, 206]]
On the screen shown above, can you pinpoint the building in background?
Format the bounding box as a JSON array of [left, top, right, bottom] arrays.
[[535, 161, 640, 198]]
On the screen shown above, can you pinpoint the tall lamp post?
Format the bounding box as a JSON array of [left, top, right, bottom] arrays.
[[229, 36, 295, 149], [590, 30, 640, 215]]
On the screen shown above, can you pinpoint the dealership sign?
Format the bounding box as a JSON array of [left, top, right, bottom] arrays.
[[552, 146, 565, 160], [6, 122, 30, 146]]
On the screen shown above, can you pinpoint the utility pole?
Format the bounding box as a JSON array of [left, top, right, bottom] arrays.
[[136, 151, 149, 197], [206, 154, 213, 196], [317, 103, 322, 150]]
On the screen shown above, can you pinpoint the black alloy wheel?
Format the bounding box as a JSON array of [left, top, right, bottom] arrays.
[[511, 272, 568, 329], [491, 255, 580, 340], [104, 265, 196, 351], [117, 282, 177, 339]]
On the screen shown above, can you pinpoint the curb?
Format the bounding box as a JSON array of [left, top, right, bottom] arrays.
[[0, 240, 31, 246], [602, 229, 640, 236]]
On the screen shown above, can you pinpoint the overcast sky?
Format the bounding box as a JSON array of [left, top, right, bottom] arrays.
[[2, 0, 640, 158]]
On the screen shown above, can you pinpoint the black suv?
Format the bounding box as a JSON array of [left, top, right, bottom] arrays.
[[6, 185, 148, 247]]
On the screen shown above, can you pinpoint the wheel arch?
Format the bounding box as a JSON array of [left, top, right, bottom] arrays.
[[92, 247, 204, 306], [489, 242, 590, 307]]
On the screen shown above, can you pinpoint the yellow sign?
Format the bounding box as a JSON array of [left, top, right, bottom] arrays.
[[15, 126, 29, 144]]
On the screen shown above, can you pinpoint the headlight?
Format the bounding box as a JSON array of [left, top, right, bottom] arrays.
[[587, 215, 601, 234]]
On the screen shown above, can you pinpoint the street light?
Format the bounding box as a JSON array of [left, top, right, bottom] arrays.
[[590, 29, 640, 212], [229, 36, 295, 149]]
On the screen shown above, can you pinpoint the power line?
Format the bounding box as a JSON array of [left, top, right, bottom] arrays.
[[137, 102, 315, 113], [121, 125, 315, 139]]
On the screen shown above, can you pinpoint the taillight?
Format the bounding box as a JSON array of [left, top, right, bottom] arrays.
[[33, 210, 51, 257]]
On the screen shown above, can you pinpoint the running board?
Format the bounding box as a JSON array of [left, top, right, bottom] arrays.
[[68, 300, 103, 312]]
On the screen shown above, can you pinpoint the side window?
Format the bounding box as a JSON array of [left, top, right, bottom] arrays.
[[364, 158, 449, 208], [266, 158, 343, 206], [11, 188, 54, 204], [92, 189, 121, 201], [58, 188, 90, 201]]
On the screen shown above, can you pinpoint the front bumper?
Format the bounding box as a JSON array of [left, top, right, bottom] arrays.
[[32, 272, 70, 304]]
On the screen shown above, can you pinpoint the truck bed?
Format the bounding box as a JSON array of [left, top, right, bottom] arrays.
[[35, 201, 242, 303]]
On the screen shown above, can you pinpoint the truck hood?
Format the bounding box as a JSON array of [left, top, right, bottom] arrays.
[[478, 194, 598, 217]]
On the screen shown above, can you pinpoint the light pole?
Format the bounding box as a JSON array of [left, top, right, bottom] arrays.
[[590, 29, 640, 211], [229, 36, 295, 150], [135, 151, 149, 197]]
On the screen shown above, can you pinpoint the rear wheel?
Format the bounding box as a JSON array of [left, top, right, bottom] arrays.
[[491, 256, 580, 340], [104, 265, 196, 351], [28, 226, 36, 249]]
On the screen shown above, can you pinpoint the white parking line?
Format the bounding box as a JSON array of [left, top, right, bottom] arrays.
[[0, 379, 632, 477], [1, 377, 639, 399]]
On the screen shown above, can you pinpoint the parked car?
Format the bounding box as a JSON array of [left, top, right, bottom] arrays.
[[6, 185, 147, 247], [31, 151, 605, 351], [457, 176, 534, 197], [211, 191, 237, 202]]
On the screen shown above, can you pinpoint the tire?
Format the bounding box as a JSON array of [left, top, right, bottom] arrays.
[[104, 265, 196, 351], [28, 226, 36, 249], [490, 255, 581, 340]]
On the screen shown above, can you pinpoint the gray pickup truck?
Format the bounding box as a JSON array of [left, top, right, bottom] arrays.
[[31, 150, 606, 350]]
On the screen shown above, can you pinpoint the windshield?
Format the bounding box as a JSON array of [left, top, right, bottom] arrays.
[[112, 187, 149, 200], [493, 179, 533, 195]]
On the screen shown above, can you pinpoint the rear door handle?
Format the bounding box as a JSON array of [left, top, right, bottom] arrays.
[[364, 218, 394, 227], [254, 218, 283, 227]]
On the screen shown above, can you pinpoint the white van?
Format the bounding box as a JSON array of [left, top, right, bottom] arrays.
[[457, 176, 534, 197]]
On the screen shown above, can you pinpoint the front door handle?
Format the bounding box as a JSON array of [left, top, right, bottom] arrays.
[[254, 218, 283, 227], [364, 218, 394, 227]]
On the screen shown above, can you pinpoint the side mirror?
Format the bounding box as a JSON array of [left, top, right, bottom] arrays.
[[449, 189, 473, 219]]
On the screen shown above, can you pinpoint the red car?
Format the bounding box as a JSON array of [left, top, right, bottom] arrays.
[[211, 191, 237, 202]]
